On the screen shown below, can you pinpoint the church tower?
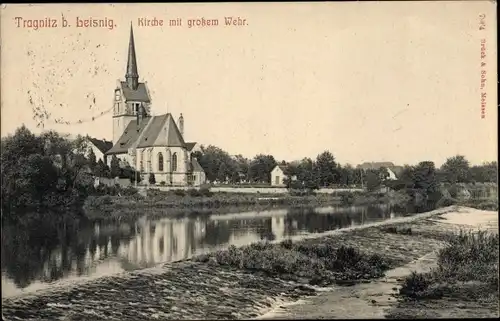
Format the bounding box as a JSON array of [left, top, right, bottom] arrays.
[[112, 24, 152, 145]]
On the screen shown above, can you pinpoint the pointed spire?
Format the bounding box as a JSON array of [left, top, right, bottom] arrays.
[[126, 22, 139, 90]]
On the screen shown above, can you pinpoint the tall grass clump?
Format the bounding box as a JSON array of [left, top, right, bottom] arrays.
[[194, 239, 391, 286], [399, 229, 499, 300]]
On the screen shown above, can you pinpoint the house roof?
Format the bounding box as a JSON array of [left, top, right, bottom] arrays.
[[106, 117, 151, 154], [357, 162, 396, 170], [357, 162, 404, 178], [87, 137, 113, 154], [119, 81, 150, 102]]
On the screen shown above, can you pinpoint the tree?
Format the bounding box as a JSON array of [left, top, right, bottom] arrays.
[[195, 145, 236, 183], [88, 149, 97, 171], [339, 164, 355, 186], [94, 159, 105, 177], [413, 161, 440, 194], [314, 151, 338, 187], [440, 155, 471, 183], [1, 126, 93, 222], [148, 173, 156, 185], [110, 155, 120, 179], [365, 170, 382, 192], [470, 162, 498, 183], [233, 154, 250, 183], [248, 154, 277, 183], [291, 158, 319, 190]]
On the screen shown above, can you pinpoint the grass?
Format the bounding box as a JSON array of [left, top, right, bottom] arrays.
[[193, 239, 391, 287], [381, 225, 413, 235], [397, 229, 499, 302]]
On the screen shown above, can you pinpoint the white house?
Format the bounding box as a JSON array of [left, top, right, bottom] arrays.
[[386, 168, 397, 180], [271, 165, 288, 186], [83, 137, 113, 164]]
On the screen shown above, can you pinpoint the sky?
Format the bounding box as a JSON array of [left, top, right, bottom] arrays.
[[1, 2, 497, 167]]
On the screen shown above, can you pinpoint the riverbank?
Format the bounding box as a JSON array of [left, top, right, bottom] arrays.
[[263, 206, 499, 319], [4, 205, 490, 320], [81, 187, 414, 222]]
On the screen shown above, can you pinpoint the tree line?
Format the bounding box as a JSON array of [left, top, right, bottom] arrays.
[[193, 145, 497, 190], [1, 126, 497, 223]]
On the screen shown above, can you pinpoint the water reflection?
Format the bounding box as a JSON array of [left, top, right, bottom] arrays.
[[2, 203, 415, 298]]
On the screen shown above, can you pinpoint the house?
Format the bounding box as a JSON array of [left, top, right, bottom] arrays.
[[103, 25, 206, 186], [83, 137, 113, 163], [357, 162, 402, 180], [270, 164, 297, 186]]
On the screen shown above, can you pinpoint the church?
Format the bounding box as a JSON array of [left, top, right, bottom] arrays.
[[105, 25, 206, 186]]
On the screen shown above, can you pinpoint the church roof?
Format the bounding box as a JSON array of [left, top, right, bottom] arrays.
[[107, 113, 189, 154], [119, 81, 150, 102], [126, 24, 139, 81], [137, 113, 186, 148], [106, 117, 151, 154], [185, 142, 197, 151]]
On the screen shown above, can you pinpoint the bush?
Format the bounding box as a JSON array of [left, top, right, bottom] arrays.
[[199, 187, 213, 197], [148, 173, 156, 185], [173, 189, 186, 197], [187, 188, 202, 197], [195, 240, 391, 286], [435, 195, 457, 207], [159, 181, 166, 186], [398, 229, 499, 300]]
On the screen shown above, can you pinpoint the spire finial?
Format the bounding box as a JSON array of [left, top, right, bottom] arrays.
[[125, 22, 139, 90]]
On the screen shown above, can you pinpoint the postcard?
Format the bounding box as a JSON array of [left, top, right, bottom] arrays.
[[1, 2, 498, 320]]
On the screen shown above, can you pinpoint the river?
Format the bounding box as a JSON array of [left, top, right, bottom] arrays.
[[1, 203, 426, 298]]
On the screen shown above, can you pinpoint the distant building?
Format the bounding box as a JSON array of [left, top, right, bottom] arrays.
[[83, 137, 113, 164], [270, 164, 297, 186], [103, 25, 206, 186], [357, 162, 403, 180]]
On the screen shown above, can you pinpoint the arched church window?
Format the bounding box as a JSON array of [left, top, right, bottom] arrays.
[[172, 153, 178, 172], [158, 153, 164, 172]]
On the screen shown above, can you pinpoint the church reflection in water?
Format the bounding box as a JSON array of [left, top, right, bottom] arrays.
[[2, 203, 408, 297]]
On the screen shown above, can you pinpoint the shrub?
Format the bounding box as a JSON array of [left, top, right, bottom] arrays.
[[398, 229, 499, 300], [173, 189, 186, 197], [148, 173, 156, 185], [435, 195, 457, 207], [199, 187, 213, 197], [159, 181, 166, 186], [400, 271, 434, 298], [194, 240, 391, 286], [187, 188, 202, 197]]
